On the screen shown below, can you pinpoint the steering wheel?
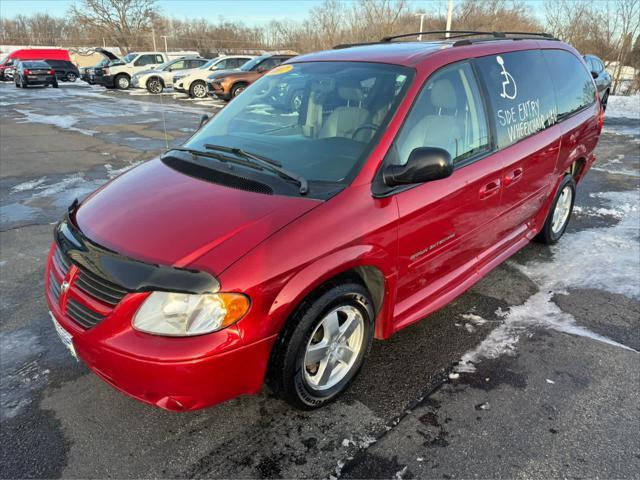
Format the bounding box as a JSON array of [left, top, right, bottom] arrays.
[[352, 123, 379, 140]]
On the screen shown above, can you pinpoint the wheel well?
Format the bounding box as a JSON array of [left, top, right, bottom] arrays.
[[232, 81, 249, 90], [294, 266, 385, 318], [568, 158, 586, 182], [147, 75, 164, 87]]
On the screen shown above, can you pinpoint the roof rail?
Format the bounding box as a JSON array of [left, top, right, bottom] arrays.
[[380, 30, 556, 42], [333, 31, 557, 50]]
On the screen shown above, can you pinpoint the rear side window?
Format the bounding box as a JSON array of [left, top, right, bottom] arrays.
[[475, 50, 557, 149], [391, 61, 490, 166], [543, 50, 596, 120]]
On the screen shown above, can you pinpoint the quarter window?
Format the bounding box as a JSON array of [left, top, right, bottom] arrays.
[[543, 50, 596, 119], [135, 55, 158, 66], [391, 62, 490, 166], [475, 50, 557, 149]]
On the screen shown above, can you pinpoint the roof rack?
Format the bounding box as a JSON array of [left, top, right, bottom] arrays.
[[334, 30, 557, 49]]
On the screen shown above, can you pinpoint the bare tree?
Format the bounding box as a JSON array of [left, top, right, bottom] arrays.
[[69, 0, 157, 53]]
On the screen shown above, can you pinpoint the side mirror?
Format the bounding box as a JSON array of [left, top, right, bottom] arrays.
[[591, 71, 598, 79], [383, 147, 453, 187], [198, 114, 210, 129]]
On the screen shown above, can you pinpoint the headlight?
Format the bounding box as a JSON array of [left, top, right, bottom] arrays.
[[133, 292, 250, 336]]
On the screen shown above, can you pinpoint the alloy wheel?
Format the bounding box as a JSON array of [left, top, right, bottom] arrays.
[[303, 305, 365, 391], [551, 185, 573, 234], [192, 82, 206, 98]]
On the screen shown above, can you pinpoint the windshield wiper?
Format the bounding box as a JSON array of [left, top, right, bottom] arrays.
[[204, 143, 309, 194], [171, 147, 261, 170]]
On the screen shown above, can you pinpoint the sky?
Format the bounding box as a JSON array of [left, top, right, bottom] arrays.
[[0, 0, 546, 26]]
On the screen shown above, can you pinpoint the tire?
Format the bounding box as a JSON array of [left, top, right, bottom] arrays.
[[267, 282, 374, 410], [66, 72, 77, 82], [21, 77, 27, 88], [146, 77, 163, 94], [601, 89, 609, 112], [189, 80, 207, 98], [535, 175, 576, 245], [15, 76, 20, 88], [231, 82, 248, 98], [115, 74, 130, 90]]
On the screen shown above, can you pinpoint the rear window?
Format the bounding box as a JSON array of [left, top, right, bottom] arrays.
[[543, 49, 596, 119], [23, 61, 49, 68], [474, 50, 557, 149]]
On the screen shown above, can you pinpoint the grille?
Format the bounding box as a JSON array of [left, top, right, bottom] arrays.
[[66, 298, 106, 329], [49, 247, 129, 330], [74, 269, 128, 307], [49, 271, 61, 301]]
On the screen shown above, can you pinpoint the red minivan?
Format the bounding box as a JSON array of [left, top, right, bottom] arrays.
[[0, 48, 70, 80], [46, 32, 603, 411]]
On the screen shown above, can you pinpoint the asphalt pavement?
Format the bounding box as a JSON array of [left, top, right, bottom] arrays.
[[0, 82, 638, 479]]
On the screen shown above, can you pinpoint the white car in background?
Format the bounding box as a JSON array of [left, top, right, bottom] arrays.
[[173, 55, 255, 98], [131, 57, 209, 93]]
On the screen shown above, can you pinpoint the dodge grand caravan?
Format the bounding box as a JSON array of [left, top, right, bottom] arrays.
[[46, 31, 603, 411]]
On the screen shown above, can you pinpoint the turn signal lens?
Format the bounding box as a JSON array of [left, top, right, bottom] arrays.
[[133, 292, 250, 336]]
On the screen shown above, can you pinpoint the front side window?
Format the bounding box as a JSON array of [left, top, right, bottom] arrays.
[[135, 55, 156, 66], [391, 61, 489, 166], [185, 62, 413, 184], [255, 57, 282, 71], [475, 50, 557, 149], [543, 49, 596, 120]]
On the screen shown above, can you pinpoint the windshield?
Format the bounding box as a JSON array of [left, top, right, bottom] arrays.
[[201, 58, 217, 69], [185, 61, 413, 184], [119, 53, 137, 64], [239, 56, 266, 71]]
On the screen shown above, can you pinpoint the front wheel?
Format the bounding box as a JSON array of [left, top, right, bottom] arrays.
[[115, 74, 130, 90], [146, 77, 163, 94], [535, 175, 576, 245], [231, 82, 247, 98], [267, 282, 374, 409], [189, 80, 207, 98]]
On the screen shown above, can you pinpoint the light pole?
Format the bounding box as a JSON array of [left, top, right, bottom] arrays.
[[161, 35, 169, 53], [416, 13, 428, 41], [445, 0, 454, 38]]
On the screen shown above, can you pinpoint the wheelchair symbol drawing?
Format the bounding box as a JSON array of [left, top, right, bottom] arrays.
[[496, 55, 517, 100]]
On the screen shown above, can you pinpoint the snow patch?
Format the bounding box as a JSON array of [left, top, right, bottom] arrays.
[[104, 161, 143, 179], [456, 190, 639, 373], [15, 109, 97, 135], [606, 95, 640, 120], [11, 177, 47, 192]]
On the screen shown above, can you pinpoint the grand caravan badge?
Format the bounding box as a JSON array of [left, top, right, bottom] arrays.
[[496, 55, 517, 100]]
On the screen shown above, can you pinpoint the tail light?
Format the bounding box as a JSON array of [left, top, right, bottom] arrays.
[[49, 69, 55, 75], [24, 69, 31, 75], [597, 104, 605, 134]]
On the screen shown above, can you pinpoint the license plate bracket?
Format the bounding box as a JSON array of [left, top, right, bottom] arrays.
[[50, 312, 78, 361]]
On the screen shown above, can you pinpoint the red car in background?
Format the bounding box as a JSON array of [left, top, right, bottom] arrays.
[[0, 48, 70, 80], [45, 31, 603, 411]]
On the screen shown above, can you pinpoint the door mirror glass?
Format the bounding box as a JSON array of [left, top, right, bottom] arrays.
[[383, 147, 453, 186], [591, 70, 598, 79], [198, 114, 210, 129]]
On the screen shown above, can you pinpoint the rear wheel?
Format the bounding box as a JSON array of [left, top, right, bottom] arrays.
[[21, 77, 27, 88], [535, 175, 575, 245], [267, 282, 374, 409], [189, 80, 207, 98], [146, 77, 163, 94], [66, 72, 77, 82], [115, 74, 130, 90], [15, 76, 20, 88], [601, 89, 609, 112]]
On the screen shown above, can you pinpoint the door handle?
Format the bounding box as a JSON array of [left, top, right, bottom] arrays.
[[479, 179, 501, 199], [504, 168, 523, 187]]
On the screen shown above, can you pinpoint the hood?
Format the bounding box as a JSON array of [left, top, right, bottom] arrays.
[[75, 158, 320, 275], [207, 68, 239, 80]]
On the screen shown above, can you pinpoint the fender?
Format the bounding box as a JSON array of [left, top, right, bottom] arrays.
[[268, 244, 398, 340]]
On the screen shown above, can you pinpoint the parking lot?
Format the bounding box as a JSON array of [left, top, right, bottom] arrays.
[[1, 81, 639, 479]]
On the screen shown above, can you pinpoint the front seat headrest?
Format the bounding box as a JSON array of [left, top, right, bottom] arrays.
[[337, 85, 364, 102], [430, 78, 457, 110]]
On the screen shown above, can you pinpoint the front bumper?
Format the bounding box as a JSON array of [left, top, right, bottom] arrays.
[[208, 81, 230, 100], [96, 74, 115, 87], [45, 244, 276, 411]]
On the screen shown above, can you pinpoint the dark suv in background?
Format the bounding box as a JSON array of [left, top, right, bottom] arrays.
[[583, 54, 611, 110], [45, 60, 81, 82]]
